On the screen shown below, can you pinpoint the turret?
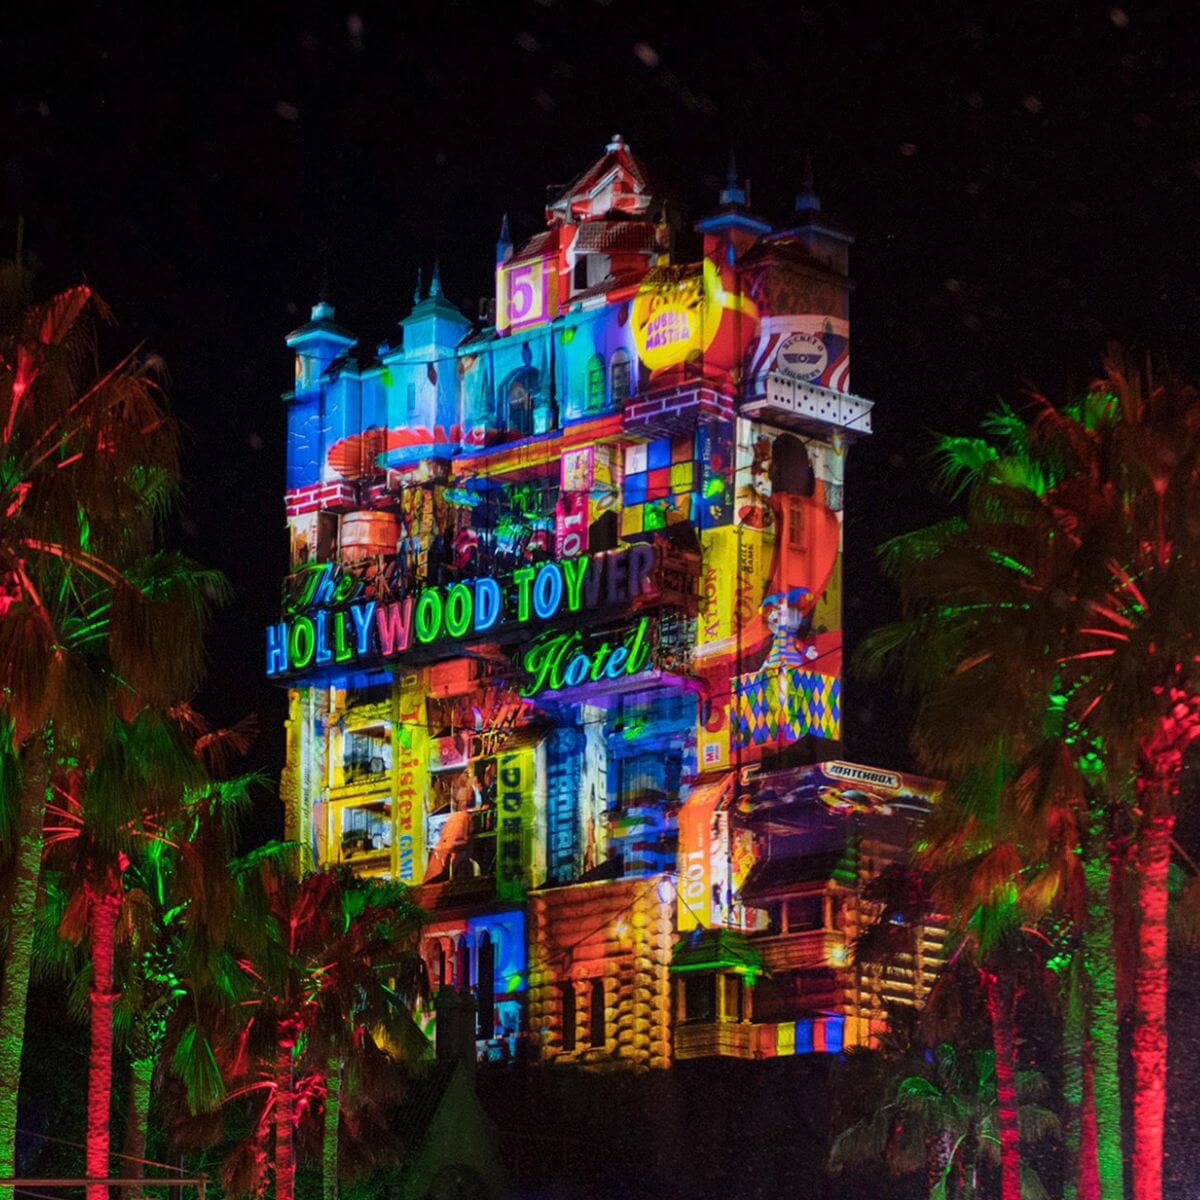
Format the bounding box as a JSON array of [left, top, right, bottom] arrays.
[[396, 262, 473, 359], [782, 155, 852, 278], [286, 300, 357, 394], [694, 150, 772, 264]]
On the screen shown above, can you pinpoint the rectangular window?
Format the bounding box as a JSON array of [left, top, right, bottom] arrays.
[[786, 895, 823, 932], [560, 983, 577, 1052], [344, 728, 391, 782], [683, 974, 716, 1023], [617, 751, 680, 807], [588, 978, 606, 1047], [787, 498, 806, 550], [338, 799, 391, 861], [317, 512, 339, 563], [723, 974, 744, 1022]]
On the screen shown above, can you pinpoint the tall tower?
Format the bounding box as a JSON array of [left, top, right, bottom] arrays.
[[268, 143, 939, 1083]]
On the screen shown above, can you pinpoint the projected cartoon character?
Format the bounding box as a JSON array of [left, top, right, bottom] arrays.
[[739, 431, 842, 677]]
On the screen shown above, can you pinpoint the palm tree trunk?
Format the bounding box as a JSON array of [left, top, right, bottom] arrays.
[[982, 969, 1021, 1200], [1063, 957, 1085, 1200], [1080, 1042, 1100, 1200], [275, 1041, 295, 1200], [1082, 802, 1124, 1200], [122, 1055, 154, 1200], [1131, 805, 1173, 1200], [0, 742, 51, 1180], [322, 1058, 341, 1200], [87, 882, 123, 1200]]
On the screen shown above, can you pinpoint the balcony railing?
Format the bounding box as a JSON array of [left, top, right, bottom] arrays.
[[753, 929, 848, 973], [674, 1021, 757, 1061], [740, 372, 874, 436]]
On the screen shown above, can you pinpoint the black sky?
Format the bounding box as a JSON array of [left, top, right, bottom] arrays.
[[4, 1, 1199, 837]]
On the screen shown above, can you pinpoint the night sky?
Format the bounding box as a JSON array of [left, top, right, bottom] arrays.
[[5, 2, 1199, 840]]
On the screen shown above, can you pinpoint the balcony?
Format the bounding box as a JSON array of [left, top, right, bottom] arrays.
[[754, 929, 848, 973], [674, 1021, 756, 1061], [740, 372, 873, 437], [622, 382, 735, 438]]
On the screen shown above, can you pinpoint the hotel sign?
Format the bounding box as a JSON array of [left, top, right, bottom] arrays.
[[265, 546, 657, 681]]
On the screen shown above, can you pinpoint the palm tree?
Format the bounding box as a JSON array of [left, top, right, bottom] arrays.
[[863, 358, 1200, 1200], [168, 855, 423, 1200], [42, 710, 208, 1200], [121, 801, 255, 1193], [0, 267, 201, 1180], [855, 823, 1055, 1200], [830, 1042, 1059, 1200]]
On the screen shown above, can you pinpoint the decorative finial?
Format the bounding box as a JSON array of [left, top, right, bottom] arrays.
[[498, 213, 512, 246], [795, 153, 821, 215], [430, 258, 443, 298], [413, 267, 423, 304], [606, 133, 625, 152], [719, 148, 747, 207]]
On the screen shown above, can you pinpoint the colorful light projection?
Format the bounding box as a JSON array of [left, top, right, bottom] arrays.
[[265, 547, 658, 679], [691, 421, 846, 769], [393, 687, 428, 885], [496, 747, 534, 901], [630, 260, 758, 380], [497, 255, 558, 334]]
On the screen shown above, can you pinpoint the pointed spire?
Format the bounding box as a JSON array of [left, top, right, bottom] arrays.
[[719, 148, 747, 207], [413, 267, 424, 304], [795, 152, 821, 215], [496, 213, 513, 267], [430, 258, 443, 298]]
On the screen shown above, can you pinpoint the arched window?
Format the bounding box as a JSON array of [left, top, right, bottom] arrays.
[[431, 942, 445, 991], [455, 934, 471, 989], [560, 982, 577, 1052], [610, 350, 631, 404], [586, 354, 606, 411], [476, 932, 495, 1038], [588, 978, 606, 1048], [501, 368, 538, 437]]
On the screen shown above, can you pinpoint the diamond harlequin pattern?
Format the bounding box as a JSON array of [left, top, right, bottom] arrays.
[[733, 668, 841, 747]]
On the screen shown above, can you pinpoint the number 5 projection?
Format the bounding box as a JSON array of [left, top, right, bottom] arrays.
[[499, 256, 557, 333]]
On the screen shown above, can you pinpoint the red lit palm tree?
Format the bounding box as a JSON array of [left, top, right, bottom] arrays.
[[41, 709, 211, 1200], [865, 356, 1200, 1200], [168, 855, 424, 1200], [0, 265, 202, 1180]]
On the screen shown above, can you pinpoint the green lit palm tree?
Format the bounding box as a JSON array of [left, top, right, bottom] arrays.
[[830, 1042, 1059, 1200], [115, 709, 258, 1198], [863, 356, 1200, 1200]]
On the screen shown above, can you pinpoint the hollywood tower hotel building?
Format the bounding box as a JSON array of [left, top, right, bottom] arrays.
[[269, 138, 943, 1070]]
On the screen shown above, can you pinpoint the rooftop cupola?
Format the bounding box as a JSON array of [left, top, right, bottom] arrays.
[[779, 154, 853, 276], [285, 299, 357, 393], [545, 134, 653, 226], [395, 261, 472, 359], [695, 149, 771, 260]]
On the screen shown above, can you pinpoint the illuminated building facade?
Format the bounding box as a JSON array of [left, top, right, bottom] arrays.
[[272, 137, 942, 1071]]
